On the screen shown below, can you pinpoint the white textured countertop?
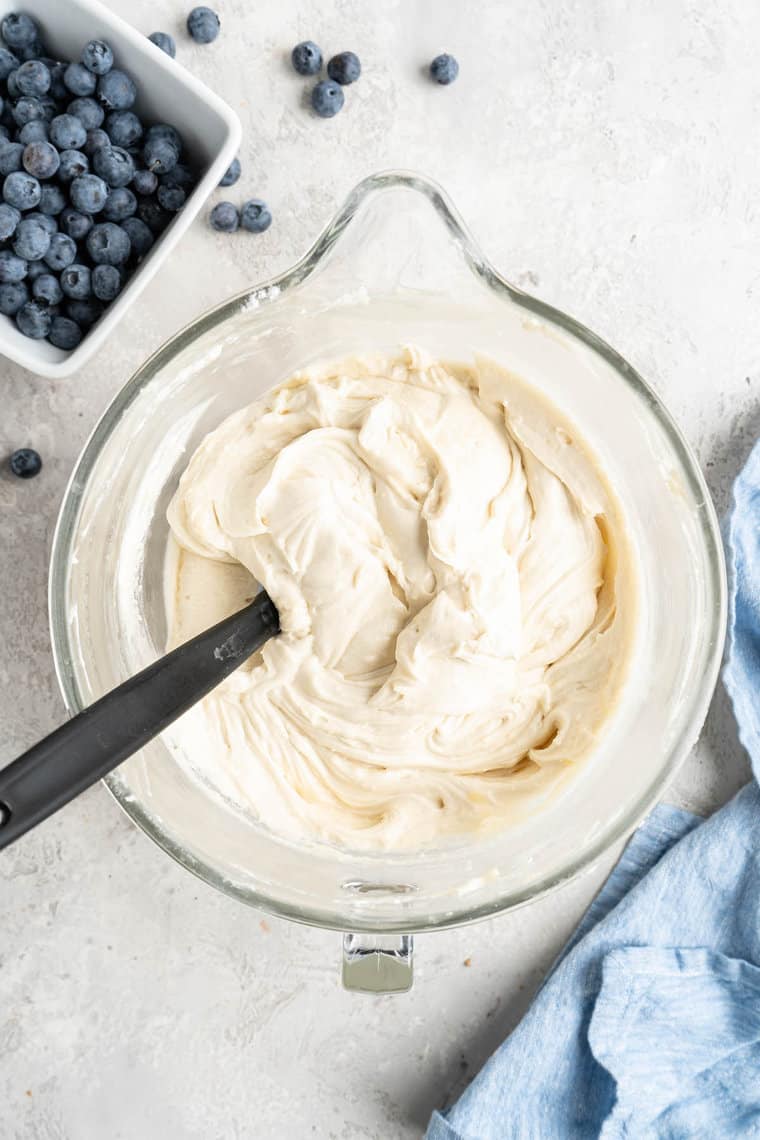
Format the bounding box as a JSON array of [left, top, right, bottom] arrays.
[[0, 1, 755, 1136]]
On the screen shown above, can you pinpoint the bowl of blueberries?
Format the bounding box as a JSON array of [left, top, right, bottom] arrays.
[[0, 0, 240, 377]]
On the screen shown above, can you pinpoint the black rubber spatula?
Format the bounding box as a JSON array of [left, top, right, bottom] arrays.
[[0, 590, 279, 852]]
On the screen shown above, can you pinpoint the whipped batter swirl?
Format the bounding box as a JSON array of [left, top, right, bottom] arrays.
[[166, 348, 632, 850]]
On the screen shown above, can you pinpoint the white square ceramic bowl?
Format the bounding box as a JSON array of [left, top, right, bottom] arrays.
[[0, 0, 241, 378]]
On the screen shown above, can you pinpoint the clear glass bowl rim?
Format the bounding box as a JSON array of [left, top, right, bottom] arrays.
[[48, 169, 727, 932]]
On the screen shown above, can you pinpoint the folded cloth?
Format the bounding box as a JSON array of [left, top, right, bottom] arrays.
[[427, 438, 760, 1140]]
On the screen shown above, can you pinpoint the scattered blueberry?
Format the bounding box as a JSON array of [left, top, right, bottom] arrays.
[[59, 206, 92, 241], [16, 298, 51, 338], [102, 186, 136, 221], [49, 112, 86, 149], [0, 49, 19, 83], [57, 149, 88, 183], [157, 183, 184, 212], [15, 59, 50, 96], [148, 32, 176, 59], [0, 249, 27, 282], [105, 109, 143, 148], [97, 69, 136, 112], [32, 272, 62, 306], [83, 127, 108, 156], [0, 200, 19, 238], [8, 446, 42, 478], [66, 297, 102, 327], [327, 52, 361, 86], [44, 232, 76, 270], [210, 200, 238, 232], [60, 263, 91, 299], [291, 41, 322, 76], [1, 14, 38, 52], [132, 168, 157, 196], [48, 314, 82, 349], [81, 40, 113, 76], [92, 263, 121, 301], [92, 143, 133, 187], [311, 80, 344, 118], [63, 62, 97, 98], [219, 156, 240, 187], [18, 118, 47, 143], [120, 215, 153, 257], [67, 96, 103, 129], [69, 173, 107, 213], [13, 215, 51, 260], [87, 220, 130, 265], [22, 139, 59, 179], [12, 94, 46, 125], [240, 198, 271, 233], [0, 141, 22, 174], [187, 7, 220, 45], [0, 280, 27, 314], [430, 53, 459, 85], [3, 169, 40, 208]]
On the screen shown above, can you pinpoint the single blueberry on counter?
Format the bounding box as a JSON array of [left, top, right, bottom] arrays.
[[64, 61, 97, 98], [57, 149, 88, 183], [219, 156, 240, 187], [3, 169, 41, 209], [8, 446, 42, 478], [132, 167, 157, 195], [13, 215, 51, 260], [81, 40, 113, 76], [92, 143, 134, 187], [44, 232, 77, 271], [106, 110, 143, 148], [97, 70, 137, 112], [59, 206, 92, 241], [209, 200, 238, 232], [102, 186, 136, 221], [32, 272, 62, 306], [429, 53, 459, 84], [69, 173, 108, 213], [86, 220, 131, 265], [59, 263, 91, 299], [148, 32, 176, 58], [50, 112, 87, 150], [16, 298, 51, 338], [187, 7, 220, 44], [67, 96, 104, 130], [22, 140, 59, 179], [48, 314, 82, 349], [15, 59, 50, 97], [310, 79, 344, 118], [92, 263, 121, 301], [0, 249, 27, 282], [120, 215, 153, 257], [0, 279, 27, 314], [0, 201, 19, 239], [240, 198, 271, 233], [327, 52, 361, 85], [1, 14, 39, 52], [291, 41, 322, 76]]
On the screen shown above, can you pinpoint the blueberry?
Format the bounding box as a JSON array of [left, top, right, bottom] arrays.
[[81, 40, 113, 76], [12, 95, 46, 126], [136, 198, 170, 233], [15, 59, 50, 97], [97, 70, 136, 112], [3, 170, 40, 209], [57, 149, 88, 183], [66, 297, 102, 327], [0, 48, 19, 82], [157, 183, 184, 212], [311, 80, 344, 118], [16, 38, 45, 64], [18, 119, 48, 144], [92, 143, 134, 187], [148, 32, 176, 58], [0, 201, 19, 238], [240, 198, 272, 233], [131, 168, 157, 195], [38, 187, 64, 220], [120, 215, 153, 256], [23, 256, 46, 282], [44, 232, 76, 270], [13, 216, 50, 260], [430, 53, 459, 84], [1, 14, 39, 52], [0, 250, 26, 282], [32, 272, 62, 306], [16, 299, 51, 338], [84, 127, 109, 156], [87, 221, 130, 265], [105, 110, 143, 148], [219, 156, 240, 187], [0, 141, 22, 174], [160, 162, 194, 189], [0, 279, 27, 314], [68, 96, 104, 130], [64, 61, 97, 97], [187, 7, 220, 44], [48, 314, 82, 349], [327, 51, 361, 86], [209, 200, 238, 232], [291, 41, 322, 76], [59, 206, 92, 241], [60, 263, 91, 299], [70, 173, 107, 213], [39, 96, 58, 123], [26, 211, 57, 236], [6, 68, 19, 98], [8, 446, 42, 477], [47, 61, 67, 101], [92, 263, 121, 301], [146, 121, 182, 149], [49, 113, 87, 150], [142, 136, 177, 175], [22, 140, 59, 179], [102, 186, 136, 221]]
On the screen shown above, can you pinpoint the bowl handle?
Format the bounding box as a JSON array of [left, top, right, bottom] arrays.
[[342, 933, 414, 994]]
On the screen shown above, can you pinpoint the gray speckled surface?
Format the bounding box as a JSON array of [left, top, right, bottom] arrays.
[[0, 1, 756, 1136]]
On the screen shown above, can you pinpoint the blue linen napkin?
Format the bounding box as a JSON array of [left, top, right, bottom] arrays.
[[427, 438, 760, 1140]]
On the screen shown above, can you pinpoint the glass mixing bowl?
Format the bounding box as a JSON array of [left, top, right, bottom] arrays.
[[49, 171, 726, 992]]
